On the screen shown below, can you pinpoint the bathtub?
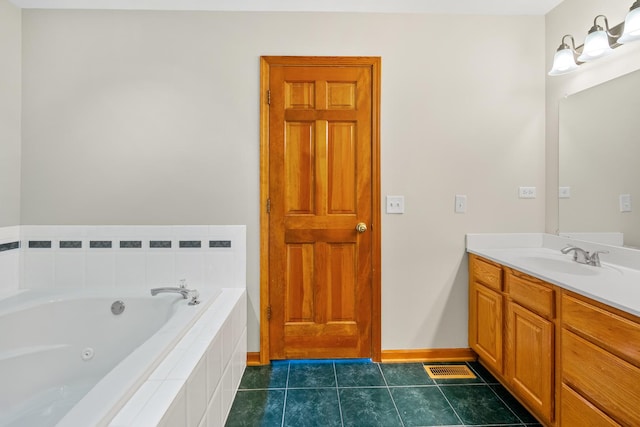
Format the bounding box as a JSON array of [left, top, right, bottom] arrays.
[[0, 286, 244, 427]]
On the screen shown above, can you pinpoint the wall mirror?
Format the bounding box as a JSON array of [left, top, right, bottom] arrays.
[[559, 68, 640, 248]]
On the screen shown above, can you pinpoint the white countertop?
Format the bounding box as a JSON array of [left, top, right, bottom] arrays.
[[467, 234, 640, 318]]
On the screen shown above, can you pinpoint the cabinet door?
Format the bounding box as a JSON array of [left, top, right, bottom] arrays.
[[507, 301, 554, 423], [470, 282, 503, 374]]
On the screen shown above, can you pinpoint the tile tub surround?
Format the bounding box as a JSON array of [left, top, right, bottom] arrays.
[[227, 360, 541, 427], [109, 288, 247, 427], [467, 233, 640, 317], [16, 225, 246, 289], [0, 225, 248, 426], [0, 226, 20, 293]]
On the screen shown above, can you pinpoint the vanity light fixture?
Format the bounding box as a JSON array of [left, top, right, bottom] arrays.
[[548, 35, 580, 76], [619, 0, 640, 44], [577, 15, 616, 62], [549, 1, 640, 76]]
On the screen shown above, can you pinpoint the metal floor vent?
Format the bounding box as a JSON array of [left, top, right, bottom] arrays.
[[424, 365, 476, 379]]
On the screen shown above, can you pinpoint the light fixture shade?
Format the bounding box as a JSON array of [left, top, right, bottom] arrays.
[[618, 6, 640, 43], [548, 48, 579, 76], [577, 30, 614, 62]]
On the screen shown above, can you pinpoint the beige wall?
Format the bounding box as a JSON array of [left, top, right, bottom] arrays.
[[545, 0, 640, 235], [20, 10, 546, 352], [0, 0, 21, 227]]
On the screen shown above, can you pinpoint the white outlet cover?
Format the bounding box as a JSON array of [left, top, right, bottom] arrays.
[[620, 194, 632, 212], [386, 195, 405, 214], [518, 186, 536, 199], [455, 195, 467, 213]]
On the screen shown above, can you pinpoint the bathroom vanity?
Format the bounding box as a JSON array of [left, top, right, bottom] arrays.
[[467, 234, 640, 427]]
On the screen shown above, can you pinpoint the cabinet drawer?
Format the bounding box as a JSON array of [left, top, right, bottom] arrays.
[[471, 256, 502, 291], [562, 329, 640, 426], [506, 271, 554, 319], [561, 384, 619, 427], [563, 294, 640, 366]]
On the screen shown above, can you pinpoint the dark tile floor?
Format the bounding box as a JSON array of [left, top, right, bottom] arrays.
[[225, 360, 543, 427]]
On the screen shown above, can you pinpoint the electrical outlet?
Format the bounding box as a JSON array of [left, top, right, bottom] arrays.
[[386, 195, 405, 214], [519, 186, 537, 199]]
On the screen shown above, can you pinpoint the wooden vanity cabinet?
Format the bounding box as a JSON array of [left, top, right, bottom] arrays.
[[560, 292, 640, 426], [505, 270, 555, 425], [469, 255, 556, 426], [470, 253, 640, 426], [469, 254, 504, 375]]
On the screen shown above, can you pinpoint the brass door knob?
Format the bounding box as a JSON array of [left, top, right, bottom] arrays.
[[356, 222, 368, 233]]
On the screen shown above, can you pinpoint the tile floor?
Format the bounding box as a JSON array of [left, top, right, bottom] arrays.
[[225, 360, 543, 427]]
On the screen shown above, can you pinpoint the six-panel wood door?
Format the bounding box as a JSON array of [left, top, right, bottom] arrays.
[[267, 60, 374, 359]]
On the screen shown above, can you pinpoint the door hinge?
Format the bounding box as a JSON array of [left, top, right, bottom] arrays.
[[266, 305, 272, 320], [267, 89, 271, 105], [266, 198, 271, 213]]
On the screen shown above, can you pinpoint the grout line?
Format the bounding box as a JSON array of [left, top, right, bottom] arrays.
[[287, 386, 345, 389], [336, 385, 391, 389], [485, 384, 527, 425], [236, 388, 288, 392], [384, 384, 439, 388], [434, 383, 465, 426], [280, 362, 290, 427], [333, 362, 345, 427], [469, 359, 527, 425], [378, 363, 406, 427]]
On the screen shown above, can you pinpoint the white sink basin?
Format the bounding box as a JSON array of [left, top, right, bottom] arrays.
[[515, 255, 599, 276]]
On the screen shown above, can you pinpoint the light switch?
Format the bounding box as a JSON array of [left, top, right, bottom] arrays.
[[620, 194, 632, 212], [386, 196, 405, 214], [455, 195, 467, 213], [559, 187, 571, 199]]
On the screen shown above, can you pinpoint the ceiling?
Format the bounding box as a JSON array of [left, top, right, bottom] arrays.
[[9, 0, 564, 15]]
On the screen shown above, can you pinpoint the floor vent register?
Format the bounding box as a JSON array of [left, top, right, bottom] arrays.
[[424, 365, 477, 380]]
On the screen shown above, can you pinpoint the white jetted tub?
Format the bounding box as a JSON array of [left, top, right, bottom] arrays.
[[0, 287, 229, 427]]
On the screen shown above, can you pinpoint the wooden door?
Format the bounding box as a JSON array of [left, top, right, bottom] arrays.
[[260, 56, 380, 361]]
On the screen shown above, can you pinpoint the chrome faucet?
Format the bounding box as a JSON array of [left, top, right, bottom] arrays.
[[151, 279, 200, 305], [561, 245, 608, 267], [561, 245, 590, 264]]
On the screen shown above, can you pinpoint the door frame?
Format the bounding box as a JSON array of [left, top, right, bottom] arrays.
[[259, 56, 381, 364]]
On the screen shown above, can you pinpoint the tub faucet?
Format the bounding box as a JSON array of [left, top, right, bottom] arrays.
[[151, 279, 200, 305], [561, 245, 608, 267]]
